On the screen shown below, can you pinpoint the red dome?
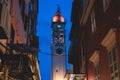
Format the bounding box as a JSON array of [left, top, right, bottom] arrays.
[[52, 10, 65, 22]]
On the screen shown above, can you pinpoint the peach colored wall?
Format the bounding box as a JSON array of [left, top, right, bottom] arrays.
[[99, 47, 111, 80], [11, 0, 26, 43]]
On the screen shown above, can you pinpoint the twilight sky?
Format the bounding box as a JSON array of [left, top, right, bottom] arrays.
[[36, 0, 73, 80]]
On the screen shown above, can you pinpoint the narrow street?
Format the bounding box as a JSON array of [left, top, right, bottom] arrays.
[[0, 0, 120, 80]]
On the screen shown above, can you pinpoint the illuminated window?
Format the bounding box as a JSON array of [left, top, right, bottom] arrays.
[[103, 0, 111, 12], [59, 34, 64, 43], [89, 51, 100, 80], [95, 63, 100, 80], [57, 25, 61, 28], [91, 9, 96, 34], [101, 28, 118, 80], [108, 46, 119, 80]]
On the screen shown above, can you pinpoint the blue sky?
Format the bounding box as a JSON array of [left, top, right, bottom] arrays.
[[36, 0, 73, 80]]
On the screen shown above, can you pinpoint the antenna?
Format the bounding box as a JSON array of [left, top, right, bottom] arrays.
[[57, 4, 60, 12]]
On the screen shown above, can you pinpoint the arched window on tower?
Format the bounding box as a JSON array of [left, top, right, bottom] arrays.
[[59, 34, 64, 43]]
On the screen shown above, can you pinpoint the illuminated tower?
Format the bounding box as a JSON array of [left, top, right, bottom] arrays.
[[51, 6, 66, 80]]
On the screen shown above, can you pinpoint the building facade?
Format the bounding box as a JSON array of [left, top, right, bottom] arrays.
[[0, 0, 40, 80], [69, 0, 120, 80], [51, 7, 66, 80], [68, 0, 83, 73], [68, 0, 86, 80]]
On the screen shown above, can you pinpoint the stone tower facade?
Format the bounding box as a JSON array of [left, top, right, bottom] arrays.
[[51, 6, 66, 80]]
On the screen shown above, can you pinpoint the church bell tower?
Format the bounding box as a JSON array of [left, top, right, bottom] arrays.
[[51, 6, 66, 80]]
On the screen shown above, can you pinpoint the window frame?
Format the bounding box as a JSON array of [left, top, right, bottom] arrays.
[[103, 0, 111, 12], [89, 50, 100, 80], [90, 8, 96, 34], [95, 62, 101, 80], [108, 45, 119, 80]]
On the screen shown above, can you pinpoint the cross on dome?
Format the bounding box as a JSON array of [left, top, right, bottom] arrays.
[[52, 5, 65, 22]]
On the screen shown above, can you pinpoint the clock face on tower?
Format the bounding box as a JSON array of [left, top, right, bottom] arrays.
[[56, 48, 63, 55]]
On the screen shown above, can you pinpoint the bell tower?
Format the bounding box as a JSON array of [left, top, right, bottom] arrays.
[[51, 6, 66, 80]]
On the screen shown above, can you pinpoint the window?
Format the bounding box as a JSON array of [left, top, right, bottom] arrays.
[[59, 34, 64, 43], [90, 51, 100, 80], [0, 2, 7, 27], [91, 9, 96, 34], [29, 2, 33, 15], [54, 33, 64, 44], [103, 0, 111, 12], [95, 63, 100, 80], [81, 39, 85, 62], [25, 3, 29, 16], [108, 46, 119, 80], [10, 26, 15, 43], [80, 39, 86, 72]]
